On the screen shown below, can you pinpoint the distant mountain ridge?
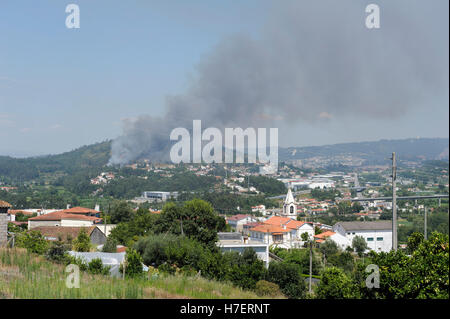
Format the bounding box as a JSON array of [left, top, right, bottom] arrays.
[[0, 138, 448, 182], [279, 138, 449, 165]]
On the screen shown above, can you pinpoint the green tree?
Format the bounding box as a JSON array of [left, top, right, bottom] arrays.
[[406, 232, 424, 254], [122, 248, 144, 278], [102, 236, 118, 253], [316, 267, 358, 299], [352, 235, 368, 257], [72, 229, 91, 252], [267, 261, 306, 299], [110, 201, 134, 224], [156, 199, 226, 246], [16, 230, 48, 254], [320, 239, 339, 264]]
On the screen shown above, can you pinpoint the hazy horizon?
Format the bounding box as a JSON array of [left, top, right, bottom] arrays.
[[1, 1, 448, 159]]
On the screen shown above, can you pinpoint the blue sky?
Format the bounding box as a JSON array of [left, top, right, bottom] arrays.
[[0, 1, 448, 157]]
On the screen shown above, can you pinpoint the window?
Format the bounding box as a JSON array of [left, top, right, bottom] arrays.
[[290, 206, 294, 214], [367, 237, 374, 241], [377, 237, 383, 241], [352, 232, 355, 235]]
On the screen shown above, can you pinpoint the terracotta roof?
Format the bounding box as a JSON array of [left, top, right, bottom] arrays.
[[264, 216, 292, 226], [31, 226, 97, 241], [250, 224, 290, 233], [59, 206, 100, 214], [243, 221, 263, 228], [29, 211, 101, 222], [285, 219, 307, 229], [314, 231, 336, 240], [0, 200, 12, 208], [8, 210, 35, 216], [116, 246, 127, 253]]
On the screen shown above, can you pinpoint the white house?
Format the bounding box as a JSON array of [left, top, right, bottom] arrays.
[[333, 221, 393, 252], [28, 211, 102, 230], [314, 231, 351, 250], [217, 232, 270, 268], [249, 216, 315, 248]]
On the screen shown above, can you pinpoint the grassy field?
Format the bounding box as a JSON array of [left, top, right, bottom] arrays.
[[0, 248, 270, 299]]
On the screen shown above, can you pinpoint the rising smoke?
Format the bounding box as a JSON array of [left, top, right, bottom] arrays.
[[109, 0, 448, 165]]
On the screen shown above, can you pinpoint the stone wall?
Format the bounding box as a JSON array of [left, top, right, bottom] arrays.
[[0, 213, 8, 247]]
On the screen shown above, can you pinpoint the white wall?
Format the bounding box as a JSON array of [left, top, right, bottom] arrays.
[[28, 220, 61, 229], [61, 219, 95, 227], [333, 224, 392, 252]]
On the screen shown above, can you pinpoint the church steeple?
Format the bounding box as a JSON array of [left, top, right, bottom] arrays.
[[283, 188, 297, 217]]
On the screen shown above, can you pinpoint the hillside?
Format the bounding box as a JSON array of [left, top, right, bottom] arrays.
[[279, 138, 449, 165], [0, 138, 448, 183], [0, 141, 111, 182], [0, 248, 262, 299]]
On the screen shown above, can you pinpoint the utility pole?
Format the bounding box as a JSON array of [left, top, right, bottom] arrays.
[[309, 239, 313, 294], [424, 207, 427, 240], [392, 152, 397, 251]]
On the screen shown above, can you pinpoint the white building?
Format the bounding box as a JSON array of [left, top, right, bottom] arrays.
[[282, 188, 297, 217], [333, 221, 393, 253], [249, 216, 315, 249], [217, 232, 270, 268]]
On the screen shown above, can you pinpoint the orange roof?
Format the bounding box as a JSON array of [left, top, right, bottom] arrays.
[[29, 211, 101, 222], [286, 219, 307, 229], [264, 216, 307, 230], [250, 224, 290, 233], [314, 231, 336, 239], [0, 200, 12, 208], [8, 210, 35, 216], [264, 216, 292, 226], [59, 206, 100, 214]]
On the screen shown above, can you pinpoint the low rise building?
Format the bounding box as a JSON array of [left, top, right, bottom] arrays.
[[217, 232, 270, 268], [333, 221, 392, 252]]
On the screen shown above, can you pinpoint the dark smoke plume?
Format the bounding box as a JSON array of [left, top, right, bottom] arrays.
[[109, 0, 448, 165]]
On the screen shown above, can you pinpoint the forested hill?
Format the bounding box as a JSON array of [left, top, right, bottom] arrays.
[[0, 137, 448, 183], [0, 140, 111, 181], [279, 137, 449, 164]]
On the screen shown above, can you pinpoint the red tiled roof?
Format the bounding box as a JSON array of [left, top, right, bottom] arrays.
[[250, 224, 290, 233], [0, 200, 12, 208], [29, 211, 101, 222], [59, 206, 100, 214], [314, 231, 336, 240], [31, 226, 97, 241], [264, 216, 292, 226], [8, 210, 35, 216], [116, 246, 127, 253]]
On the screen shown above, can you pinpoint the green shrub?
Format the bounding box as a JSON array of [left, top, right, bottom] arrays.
[[102, 236, 118, 253], [88, 258, 110, 275], [72, 229, 91, 252], [16, 230, 48, 254], [254, 280, 282, 297], [45, 241, 69, 263], [267, 261, 306, 299], [122, 248, 144, 278]]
